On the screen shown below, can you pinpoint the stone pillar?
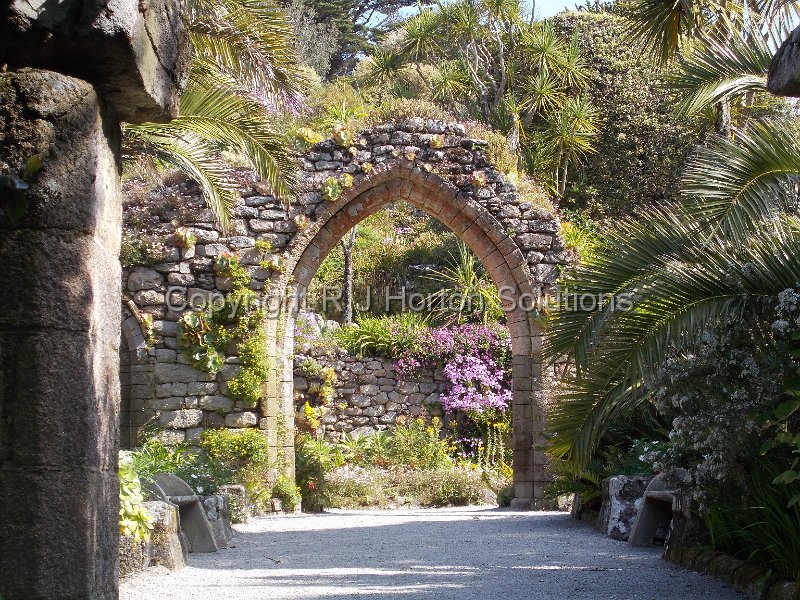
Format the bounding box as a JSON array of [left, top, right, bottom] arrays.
[[0, 70, 123, 599]]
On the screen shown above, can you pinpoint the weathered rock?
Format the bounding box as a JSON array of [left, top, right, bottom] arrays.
[[202, 494, 234, 548], [596, 475, 652, 541], [0, 0, 190, 122], [119, 535, 152, 578], [768, 24, 800, 97], [0, 70, 121, 600], [225, 411, 258, 427], [146, 501, 186, 571]]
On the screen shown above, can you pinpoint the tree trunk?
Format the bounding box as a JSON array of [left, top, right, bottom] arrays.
[[341, 227, 356, 324], [715, 99, 732, 137]]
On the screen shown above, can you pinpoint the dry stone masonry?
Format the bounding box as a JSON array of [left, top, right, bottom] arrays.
[[294, 349, 448, 439], [122, 118, 567, 509]]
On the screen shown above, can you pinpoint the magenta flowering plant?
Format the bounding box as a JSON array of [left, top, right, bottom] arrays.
[[440, 354, 511, 413], [392, 322, 512, 417], [394, 322, 511, 375]]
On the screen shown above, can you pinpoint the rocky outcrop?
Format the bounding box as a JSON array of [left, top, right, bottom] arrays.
[[0, 0, 190, 121], [596, 475, 653, 541], [768, 24, 800, 97]]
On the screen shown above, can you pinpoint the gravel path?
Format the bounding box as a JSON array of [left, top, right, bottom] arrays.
[[120, 506, 743, 600]]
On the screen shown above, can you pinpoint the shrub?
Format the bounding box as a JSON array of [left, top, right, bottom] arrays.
[[295, 436, 329, 512], [707, 462, 800, 582], [325, 465, 389, 508], [119, 460, 154, 541], [551, 11, 699, 221], [388, 418, 451, 471], [497, 484, 514, 507], [335, 313, 427, 358], [271, 475, 302, 512], [200, 428, 269, 469], [403, 466, 485, 507]]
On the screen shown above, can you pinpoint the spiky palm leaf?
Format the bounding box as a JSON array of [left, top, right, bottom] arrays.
[[397, 8, 445, 62], [187, 0, 304, 108], [682, 120, 800, 238], [521, 69, 566, 114], [519, 20, 568, 73], [545, 119, 800, 465], [621, 0, 704, 64], [123, 0, 303, 230], [360, 48, 408, 90], [669, 28, 774, 115], [430, 60, 473, 104], [124, 126, 239, 230], [547, 212, 800, 464]]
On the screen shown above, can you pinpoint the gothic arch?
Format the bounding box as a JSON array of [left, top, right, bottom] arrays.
[[262, 121, 565, 509]]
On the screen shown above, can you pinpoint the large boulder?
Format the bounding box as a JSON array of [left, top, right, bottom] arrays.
[[0, 0, 190, 122], [146, 501, 187, 571], [596, 475, 652, 541], [769, 24, 800, 97]]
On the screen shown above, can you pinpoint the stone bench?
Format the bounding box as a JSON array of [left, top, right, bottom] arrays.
[[628, 474, 679, 547], [145, 473, 220, 553]]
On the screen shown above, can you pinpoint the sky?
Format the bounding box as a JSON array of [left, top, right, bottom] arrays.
[[533, 0, 584, 18]]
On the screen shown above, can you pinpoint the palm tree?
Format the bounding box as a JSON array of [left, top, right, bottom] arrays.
[[621, 0, 798, 65], [541, 95, 599, 195], [123, 0, 304, 230], [544, 119, 800, 466], [426, 241, 504, 325]]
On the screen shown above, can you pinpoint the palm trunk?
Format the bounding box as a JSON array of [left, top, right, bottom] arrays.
[[341, 227, 356, 324], [715, 100, 731, 137]]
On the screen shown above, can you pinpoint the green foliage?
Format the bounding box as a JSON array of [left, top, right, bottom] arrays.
[[120, 232, 171, 267], [119, 460, 154, 541], [178, 253, 269, 406], [706, 462, 800, 582], [426, 241, 503, 325], [200, 428, 270, 469], [131, 437, 234, 496], [271, 475, 302, 512], [295, 436, 329, 512], [552, 11, 698, 220], [227, 329, 270, 406], [178, 311, 228, 373], [0, 154, 42, 220], [123, 0, 304, 230], [335, 313, 427, 358], [559, 220, 600, 263], [496, 484, 514, 507], [384, 418, 452, 471]]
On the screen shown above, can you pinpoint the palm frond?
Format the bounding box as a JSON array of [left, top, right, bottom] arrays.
[[681, 119, 800, 239], [621, 0, 698, 64], [176, 78, 296, 199], [123, 125, 237, 231], [547, 215, 800, 464], [187, 0, 304, 108], [669, 28, 773, 115]]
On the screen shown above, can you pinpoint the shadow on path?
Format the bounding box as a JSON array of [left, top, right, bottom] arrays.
[[121, 507, 743, 600]]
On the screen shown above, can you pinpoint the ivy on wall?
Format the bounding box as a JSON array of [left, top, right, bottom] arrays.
[[178, 252, 271, 407]]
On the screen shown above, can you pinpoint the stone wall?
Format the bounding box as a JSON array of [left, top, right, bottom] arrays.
[[294, 349, 448, 440], [120, 172, 301, 446], [120, 122, 565, 447]]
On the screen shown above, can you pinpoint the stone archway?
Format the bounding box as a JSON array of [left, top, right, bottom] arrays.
[[117, 118, 567, 510], [262, 120, 565, 509]]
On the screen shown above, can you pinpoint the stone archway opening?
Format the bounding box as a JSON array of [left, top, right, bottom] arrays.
[[263, 121, 566, 509], [115, 118, 566, 510]]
